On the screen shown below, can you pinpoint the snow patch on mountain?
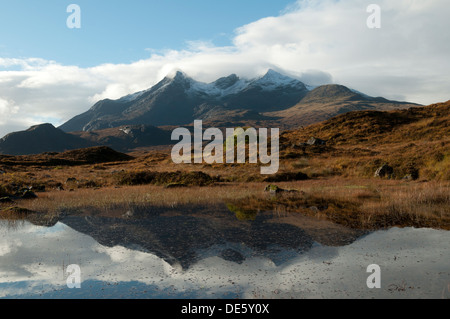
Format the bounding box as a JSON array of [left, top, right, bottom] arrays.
[[187, 69, 307, 98], [118, 90, 148, 103], [251, 69, 304, 91], [188, 78, 249, 98]]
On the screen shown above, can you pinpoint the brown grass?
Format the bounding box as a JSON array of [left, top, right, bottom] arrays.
[[2, 178, 448, 231], [1, 101, 449, 231]]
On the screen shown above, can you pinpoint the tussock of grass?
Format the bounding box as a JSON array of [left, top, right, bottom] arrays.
[[115, 170, 217, 186]]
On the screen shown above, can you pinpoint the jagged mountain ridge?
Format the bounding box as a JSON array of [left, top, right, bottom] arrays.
[[59, 69, 310, 132], [0, 69, 423, 155], [60, 69, 420, 133]]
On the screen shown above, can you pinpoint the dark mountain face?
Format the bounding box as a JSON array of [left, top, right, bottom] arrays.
[[59, 70, 309, 132], [0, 123, 172, 155], [0, 123, 95, 155], [72, 124, 173, 152], [3, 70, 421, 155], [268, 84, 420, 128]]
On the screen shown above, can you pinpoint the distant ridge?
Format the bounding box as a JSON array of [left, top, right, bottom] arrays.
[[0, 123, 95, 155], [269, 84, 419, 128], [0, 123, 172, 156], [0, 146, 133, 166]]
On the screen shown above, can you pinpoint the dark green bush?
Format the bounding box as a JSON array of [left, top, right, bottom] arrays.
[[263, 171, 309, 182]]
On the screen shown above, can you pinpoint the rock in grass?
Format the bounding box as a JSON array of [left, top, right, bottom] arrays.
[[374, 164, 394, 178], [264, 184, 303, 195], [265, 184, 283, 194], [307, 137, 326, 146]]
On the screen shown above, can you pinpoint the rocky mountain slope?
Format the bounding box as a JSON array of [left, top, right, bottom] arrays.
[[59, 69, 310, 132]]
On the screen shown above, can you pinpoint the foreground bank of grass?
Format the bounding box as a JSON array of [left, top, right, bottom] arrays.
[[1, 178, 448, 230]]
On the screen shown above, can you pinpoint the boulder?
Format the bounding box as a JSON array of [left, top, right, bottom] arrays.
[[264, 184, 302, 195], [220, 249, 245, 264], [122, 210, 134, 218], [307, 137, 326, 146], [374, 164, 394, 178], [265, 184, 284, 194]]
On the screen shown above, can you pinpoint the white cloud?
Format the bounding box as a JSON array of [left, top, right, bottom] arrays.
[[0, 0, 449, 137], [0, 98, 19, 116]]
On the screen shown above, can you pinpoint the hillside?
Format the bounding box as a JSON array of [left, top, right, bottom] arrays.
[[0, 124, 95, 155], [281, 100, 450, 181], [0, 146, 133, 167], [270, 84, 419, 128], [71, 124, 172, 152], [283, 100, 449, 144]]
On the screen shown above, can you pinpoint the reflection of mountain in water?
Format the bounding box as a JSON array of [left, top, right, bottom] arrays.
[[9, 204, 366, 270], [60, 207, 314, 270]]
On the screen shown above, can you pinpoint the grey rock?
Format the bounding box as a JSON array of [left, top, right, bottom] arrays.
[[375, 164, 394, 178], [123, 211, 134, 218], [307, 137, 326, 146], [220, 249, 245, 264]]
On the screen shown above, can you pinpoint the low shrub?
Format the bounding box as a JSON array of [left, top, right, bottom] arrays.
[[115, 170, 216, 187], [264, 171, 309, 182]]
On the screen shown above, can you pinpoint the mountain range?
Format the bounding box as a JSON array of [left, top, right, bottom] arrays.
[[59, 69, 311, 132], [0, 69, 421, 155]]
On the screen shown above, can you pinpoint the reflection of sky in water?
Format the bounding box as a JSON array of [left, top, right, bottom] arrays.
[[0, 221, 449, 299]]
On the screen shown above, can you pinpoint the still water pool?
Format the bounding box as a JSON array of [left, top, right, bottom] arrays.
[[0, 205, 449, 299]]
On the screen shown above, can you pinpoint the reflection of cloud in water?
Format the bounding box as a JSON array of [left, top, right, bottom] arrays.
[[0, 219, 448, 299]]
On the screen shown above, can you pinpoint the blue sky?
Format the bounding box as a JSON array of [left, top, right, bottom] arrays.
[[0, 0, 294, 67], [0, 0, 449, 137]]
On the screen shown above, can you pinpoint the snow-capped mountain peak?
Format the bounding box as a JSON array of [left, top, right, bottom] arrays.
[[186, 69, 307, 98], [252, 69, 305, 90], [60, 69, 312, 132]]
